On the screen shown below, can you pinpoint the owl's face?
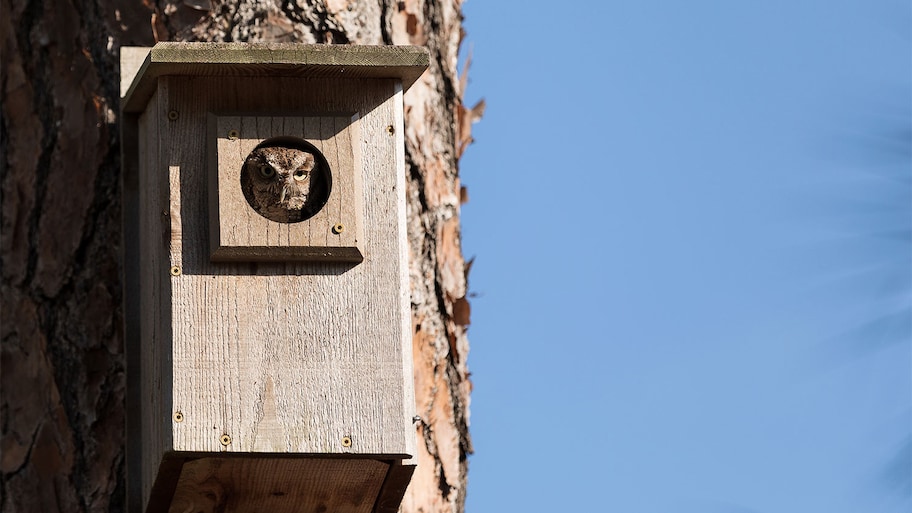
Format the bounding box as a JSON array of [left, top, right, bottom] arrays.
[[244, 146, 316, 216]]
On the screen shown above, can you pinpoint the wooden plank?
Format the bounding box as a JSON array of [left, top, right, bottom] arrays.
[[120, 47, 151, 98], [137, 92, 156, 508], [122, 110, 143, 513], [138, 85, 174, 510], [314, 115, 337, 248], [122, 50, 147, 513], [373, 460, 416, 513], [143, 454, 185, 513], [337, 114, 362, 249], [164, 76, 414, 457], [167, 457, 389, 513], [391, 84, 417, 458], [122, 43, 429, 112]]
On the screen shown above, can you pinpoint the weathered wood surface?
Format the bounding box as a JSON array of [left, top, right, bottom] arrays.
[[167, 76, 413, 455], [136, 86, 171, 511], [208, 113, 364, 262], [167, 457, 389, 513], [2, 1, 475, 512], [122, 43, 429, 114], [128, 72, 417, 510]]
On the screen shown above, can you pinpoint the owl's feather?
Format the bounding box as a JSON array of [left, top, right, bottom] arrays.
[[241, 146, 319, 223]]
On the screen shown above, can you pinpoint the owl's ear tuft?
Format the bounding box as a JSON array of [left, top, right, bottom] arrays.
[[302, 153, 316, 170]]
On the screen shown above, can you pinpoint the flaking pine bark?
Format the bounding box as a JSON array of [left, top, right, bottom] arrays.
[[1, 1, 476, 512]]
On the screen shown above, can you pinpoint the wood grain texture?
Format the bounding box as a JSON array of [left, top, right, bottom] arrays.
[[207, 113, 364, 262], [168, 457, 389, 513], [125, 62, 419, 510], [136, 86, 173, 510], [159, 76, 414, 457], [374, 459, 418, 513], [121, 47, 152, 98], [122, 43, 430, 114]]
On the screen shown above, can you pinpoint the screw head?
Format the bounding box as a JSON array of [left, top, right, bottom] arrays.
[[219, 434, 231, 446], [386, 125, 395, 135], [167, 110, 179, 121], [332, 223, 345, 234], [341, 436, 352, 447], [227, 129, 240, 140], [169, 265, 181, 276], [173, 411, 184, 423]]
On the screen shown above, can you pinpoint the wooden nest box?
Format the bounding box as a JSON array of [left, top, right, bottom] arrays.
[[120, 42, 428, 513]]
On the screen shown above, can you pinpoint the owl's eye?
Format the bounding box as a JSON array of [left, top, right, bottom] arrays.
[[293, 169, 309, 182], [258, 165, 275, 178]]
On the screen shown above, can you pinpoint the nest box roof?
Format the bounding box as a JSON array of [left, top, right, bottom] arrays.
[[121, 42, 430, 113]]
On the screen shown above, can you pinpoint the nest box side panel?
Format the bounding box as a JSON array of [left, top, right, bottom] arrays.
[[136, 85, 178, 508], [162, 76, 415, 457], [391, 82, 418, 456]]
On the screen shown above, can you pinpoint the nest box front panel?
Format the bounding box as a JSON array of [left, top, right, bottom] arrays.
[[208, 114, 364, 262], [155, 76, 415, 457]]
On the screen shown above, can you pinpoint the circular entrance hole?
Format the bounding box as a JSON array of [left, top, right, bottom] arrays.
[[240, 137, 331, 223]]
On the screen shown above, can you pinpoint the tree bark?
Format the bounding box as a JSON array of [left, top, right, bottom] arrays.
[[1, 1, 473, 512]]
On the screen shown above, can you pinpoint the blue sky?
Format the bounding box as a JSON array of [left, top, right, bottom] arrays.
[[456, 1, 911, 512]]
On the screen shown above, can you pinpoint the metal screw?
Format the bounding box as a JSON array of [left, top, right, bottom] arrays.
[[220, 434, 231, 446], [173, 411, 184, 423], [386, 125, 395, 135], [228, 129, 240, 140], [332, 223, 345, 234], [341, 436, 352, 447], [169, 265, 181, 276], [167, 110, 179, 121]]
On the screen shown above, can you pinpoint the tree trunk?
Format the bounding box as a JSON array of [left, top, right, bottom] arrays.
[[1, 1, 472, 512]]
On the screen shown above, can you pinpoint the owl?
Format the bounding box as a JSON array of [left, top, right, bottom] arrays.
[[241, 145, 320, 223]]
